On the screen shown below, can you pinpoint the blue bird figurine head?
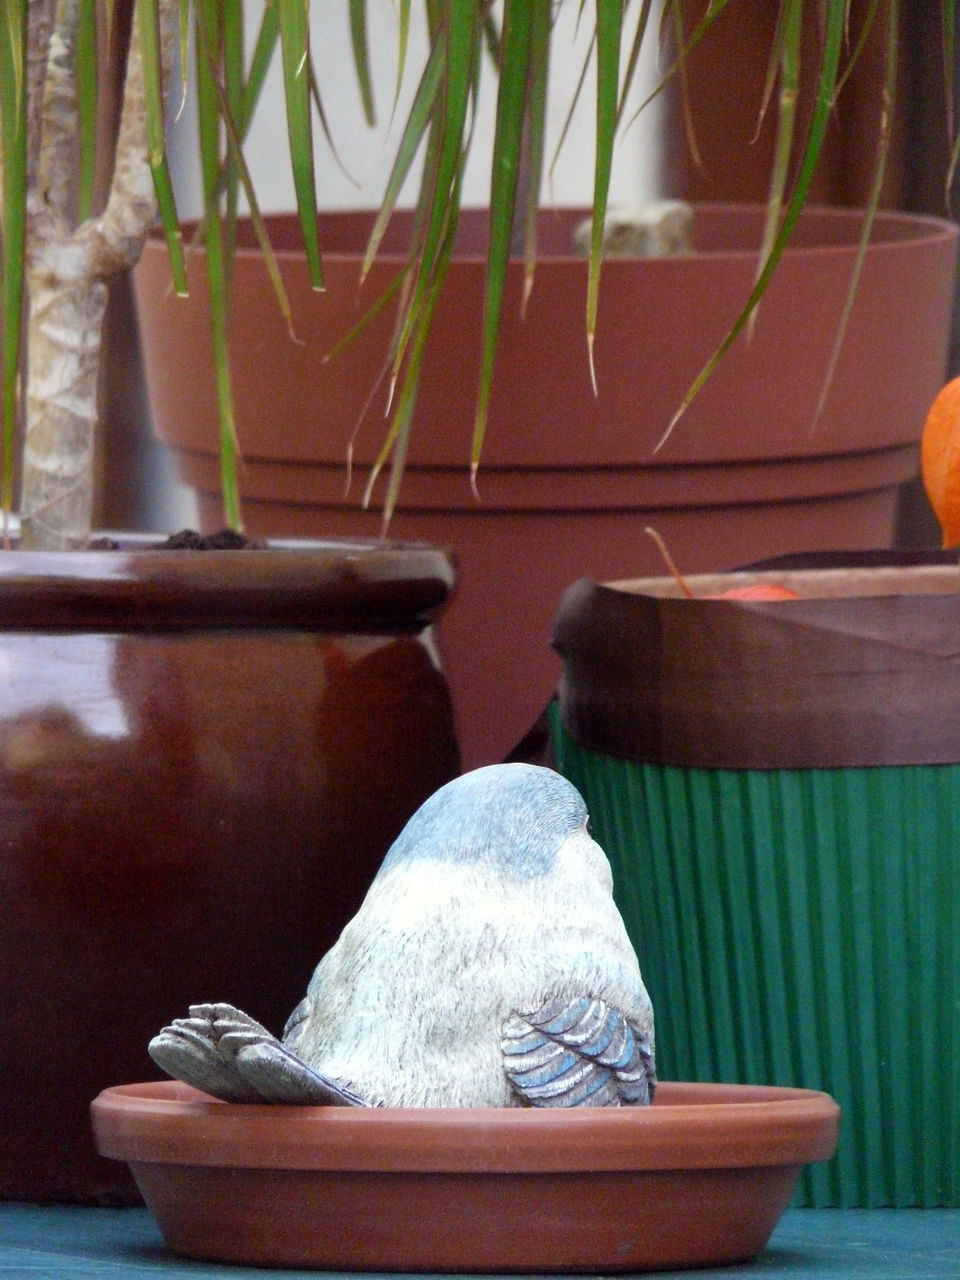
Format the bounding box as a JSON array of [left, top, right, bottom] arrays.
[[380, 761, 591, 880]]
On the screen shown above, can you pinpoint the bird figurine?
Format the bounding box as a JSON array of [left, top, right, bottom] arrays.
[[149, 762, 655, 1108]]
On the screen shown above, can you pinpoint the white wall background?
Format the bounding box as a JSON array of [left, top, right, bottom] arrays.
[[169, 2, 665, 217]]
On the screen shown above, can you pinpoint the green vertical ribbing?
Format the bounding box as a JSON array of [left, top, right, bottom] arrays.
[[870, 766, 914, 1206], [742, 770, 794, 1090], [549, 705, 960, 1208], [713, 770, 765, 1084]]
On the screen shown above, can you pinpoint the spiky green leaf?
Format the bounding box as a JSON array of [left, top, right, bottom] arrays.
[[812, 0, 897, 424], [349, 0, 376, 125], [0, 0, 26, 529], [387, 6, 478, 394], [585, 0, 623, 394], [659, 0, 849, 448], [75, 0, 99, 221], [362, 28, 445, 280], [750, 0, 801, 330], [137, 0, 186, 293], [471, 0, 537, 468], [242, 2, 279, 128], [193, 0, 241, 529], [520, 1, 551, 315], [278, 0, 322, 288]]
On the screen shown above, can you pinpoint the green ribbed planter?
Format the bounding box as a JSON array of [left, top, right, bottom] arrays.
[[550, 556, 960, 1208]]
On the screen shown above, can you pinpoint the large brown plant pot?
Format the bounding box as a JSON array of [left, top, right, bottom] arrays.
[[0, 539, 459, 1203], [134, 205, 959, 768]]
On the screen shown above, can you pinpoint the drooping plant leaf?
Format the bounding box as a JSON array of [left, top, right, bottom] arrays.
[[584, 0, 623, 395], [220, 0, 245, 266], [385, 5, 478, 409], [659, 0, 703, 170], [193, 0, 241, 530], [367, 165, 464, 528], [361, 27, 446, 281], [547, 26, 594, 198], [0, 0, 26, 534], [137, 0, 186, 294], [349, 0, 376, 126], [177, 0, 190, 105], [324, 263, 410, 369], [833, 0, 882, 100], [391, 0, 412, 120], [377, 53, 448, 385], [358, 2, 487, 520], [617, 0, 655, 123], [195, 1, 344, 211], [193, 5, 292, 312], [278, 0, 322, 290], [749, 0, 801, 332], [622, 0, 734, 143], [368, 285, 433, 528], [658, 0, 849, 449], [75, 0, 99, 222], [192, 0, 328, 528], [519, 0, 551, 316], [811, 0, 896, 426], [339, 34, 455, 488], [242, 0, 279, 130], [305, 33, 360, 189], [471, 0, 539, 475], [187, 5, 293, 235]]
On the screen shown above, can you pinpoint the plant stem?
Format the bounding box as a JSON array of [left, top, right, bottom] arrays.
[[20, 0, 177, 549]]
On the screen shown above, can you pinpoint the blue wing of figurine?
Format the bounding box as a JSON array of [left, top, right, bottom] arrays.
[[501, 996, 654, 1107]]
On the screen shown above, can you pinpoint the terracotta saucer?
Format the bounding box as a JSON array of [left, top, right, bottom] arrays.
[[91, 1080, 838, 1272]]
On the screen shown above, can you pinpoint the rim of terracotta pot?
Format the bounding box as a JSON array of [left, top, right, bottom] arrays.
[[92, 1079, 839, 1173], [165, 203, 958, 264], [137, 202, 958, 472], [0, 535, 457, 631]]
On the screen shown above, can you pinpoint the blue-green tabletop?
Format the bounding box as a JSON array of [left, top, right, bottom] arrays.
[[0, 1206, 958, 1279]]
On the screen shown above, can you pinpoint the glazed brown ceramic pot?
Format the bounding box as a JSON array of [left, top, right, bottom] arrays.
[[134, 205, 959, 767], [1, 539, 459, 1203], [91, 1079, 839, 1271]]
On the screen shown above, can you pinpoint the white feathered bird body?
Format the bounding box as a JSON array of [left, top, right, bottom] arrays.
[[285, 806, 653, 1105], [150, 764, 656, 1109]]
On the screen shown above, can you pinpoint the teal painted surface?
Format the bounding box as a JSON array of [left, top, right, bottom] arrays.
[[551, 707, 960, 1209], [2, 1205, 960, 1277]]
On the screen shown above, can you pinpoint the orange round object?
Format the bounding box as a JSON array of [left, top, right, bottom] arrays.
[[921, 376, 960, 548], [710, 584, 799, 600]]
